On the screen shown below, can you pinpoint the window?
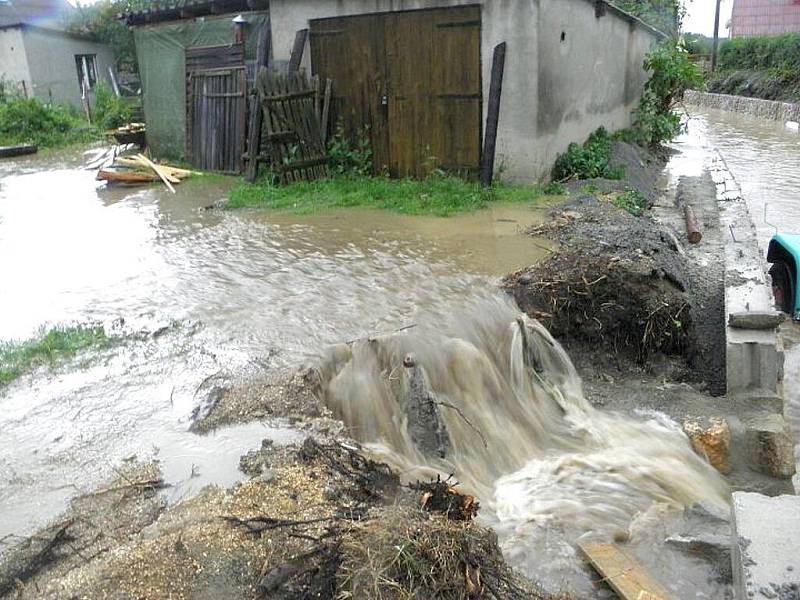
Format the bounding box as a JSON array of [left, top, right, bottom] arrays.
[[75, 54, 98, 92]]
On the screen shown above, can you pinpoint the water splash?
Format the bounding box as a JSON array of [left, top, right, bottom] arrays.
[[315, 292, 731, 594]]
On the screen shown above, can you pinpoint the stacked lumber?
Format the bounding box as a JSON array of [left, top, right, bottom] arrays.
[[96, 153, 200, 193]]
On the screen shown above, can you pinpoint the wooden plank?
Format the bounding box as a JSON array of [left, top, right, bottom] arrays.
[[320, 78, 332, 144], [480, 42, 505, 187], [578, 543, 675, 600], [288, 28, 308, 73]]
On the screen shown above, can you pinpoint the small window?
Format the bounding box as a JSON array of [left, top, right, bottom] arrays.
[[75, 54, 98, 92]]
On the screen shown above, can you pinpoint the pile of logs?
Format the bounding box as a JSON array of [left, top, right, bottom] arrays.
[[96, 153, 199, 193]]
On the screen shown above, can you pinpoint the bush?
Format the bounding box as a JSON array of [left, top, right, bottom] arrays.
[[93, 82, 131, 130], [717, 33, 800, 73], [0, 95, 96, 148], [552, 128, 624, 181], [327, 123, 373, 177], [633, 40, 704, 147]]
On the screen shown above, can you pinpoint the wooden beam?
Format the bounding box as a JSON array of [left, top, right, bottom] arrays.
[[579, 543, 675, 600], [480, 42, 506, 188], [244, 23, 271, 182], [684, 205, 702, 244], [288, 28, 308, 73]]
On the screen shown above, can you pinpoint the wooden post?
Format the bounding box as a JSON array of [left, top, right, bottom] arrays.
[[244, 25, 271, 182], [711, 0, 722, 72], [480, 42, 506, 188], [288, 29, 308, 73], [684, 205, 703, 244]]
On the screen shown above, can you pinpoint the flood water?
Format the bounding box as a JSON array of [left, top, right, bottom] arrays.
[[1, 106, 798, 597], [0, 146, 552, 540], [682, 106, 800, 492], [683, 106, 800, 248]]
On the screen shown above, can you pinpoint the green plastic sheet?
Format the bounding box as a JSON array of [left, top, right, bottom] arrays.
[[133, 12, 269, 159]]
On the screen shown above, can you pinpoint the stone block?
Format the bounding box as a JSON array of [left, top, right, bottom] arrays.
[[684, 417, 731, 474], [744, 413, 796, 479], [732, 492, 800, 600]]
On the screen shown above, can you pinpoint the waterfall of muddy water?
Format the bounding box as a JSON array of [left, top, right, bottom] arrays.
[[0, 148, 556, 541], [317, 293, 731, 596]]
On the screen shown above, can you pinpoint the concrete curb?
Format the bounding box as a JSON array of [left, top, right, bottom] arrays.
[[685, 90, 800, 125], [711, 151, 783, 397]]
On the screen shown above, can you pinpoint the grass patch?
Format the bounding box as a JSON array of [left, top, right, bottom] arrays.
[[608, 188, 648, 216], [227, 174, 565, 217], [0, 324, 109, 386]]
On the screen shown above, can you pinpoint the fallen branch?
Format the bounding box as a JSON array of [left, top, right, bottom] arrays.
[[81, 478, 170, 497], [435, 401, 488, 450]]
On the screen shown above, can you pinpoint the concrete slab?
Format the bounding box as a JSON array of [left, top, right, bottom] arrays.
[[732, 492, 800, 600], [715, 151, 783, 396]]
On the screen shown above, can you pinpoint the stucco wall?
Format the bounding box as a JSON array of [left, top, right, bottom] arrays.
[[0, 27, 33, 95], [268, 0, 659, 182], [21, 27, 114, 107]]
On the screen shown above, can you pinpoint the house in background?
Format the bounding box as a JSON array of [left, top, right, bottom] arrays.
[[730, 0, 800, 37], [123, 0, 663, 181], [0, 0, 115, 108]]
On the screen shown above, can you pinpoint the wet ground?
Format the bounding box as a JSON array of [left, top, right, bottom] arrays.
[[682, 106, 800, 488], [0, 146, 554, 539]]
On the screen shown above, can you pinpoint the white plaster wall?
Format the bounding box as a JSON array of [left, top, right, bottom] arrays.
[[0, 27, 33, 95], [268, 0, 659, 182], [22, 27, 115, 107]]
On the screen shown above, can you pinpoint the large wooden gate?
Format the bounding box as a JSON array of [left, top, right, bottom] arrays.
[[186, 45, 247, 172], [309, 6, 482, 179]]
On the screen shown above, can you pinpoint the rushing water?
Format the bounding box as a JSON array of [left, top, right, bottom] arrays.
[[315, 293, 731, 597], [0, 146, 551, 539], [2, 108, 797, 594]]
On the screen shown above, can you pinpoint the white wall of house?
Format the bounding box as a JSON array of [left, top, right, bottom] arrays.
[[268, 0, 660, 182], [0, 27, 33, 95], [21, 27, 115, 107]]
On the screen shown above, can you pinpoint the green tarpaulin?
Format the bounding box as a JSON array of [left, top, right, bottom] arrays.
[[133, 12, 269, 159]]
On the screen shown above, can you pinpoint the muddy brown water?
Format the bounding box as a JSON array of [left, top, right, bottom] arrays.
[[0, 146, 553, 542], [1, 110, 797, 597], [681, 107, 800, 492]]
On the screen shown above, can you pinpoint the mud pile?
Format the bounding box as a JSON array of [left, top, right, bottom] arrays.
[[504, 196, 693, 366]]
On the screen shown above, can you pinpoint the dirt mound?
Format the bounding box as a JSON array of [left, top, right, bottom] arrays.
[[503, 196, 693, 366], [2, 438, 554, 600]]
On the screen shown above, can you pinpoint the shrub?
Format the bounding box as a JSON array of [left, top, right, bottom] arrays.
[[0, 95, 96, 148], [93, 82, 131, 129], [633, 40, 704, 147], [717, 33, 800, 74], [552, 128, 624, 181], [327, 123, 373, 177]]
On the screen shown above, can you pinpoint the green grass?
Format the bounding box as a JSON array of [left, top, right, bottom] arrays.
[[0, 324, 109, 386], [227, 175, 566, 217], [612, 188, 647, 216]]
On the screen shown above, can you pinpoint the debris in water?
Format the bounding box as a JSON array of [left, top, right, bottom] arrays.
[[415, 475, 479, 521], [402, 353, 451, 459]]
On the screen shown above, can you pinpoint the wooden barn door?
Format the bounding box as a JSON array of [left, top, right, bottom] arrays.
[[309, 6, 482, 178], [186, 45, 247, 172]]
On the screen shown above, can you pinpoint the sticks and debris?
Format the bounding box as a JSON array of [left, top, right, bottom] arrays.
[[414, 475, 480, 521], [96, 153, 200, 191]]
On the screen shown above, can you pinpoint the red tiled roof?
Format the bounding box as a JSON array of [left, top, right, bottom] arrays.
[[730, 0, 800, 37]]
